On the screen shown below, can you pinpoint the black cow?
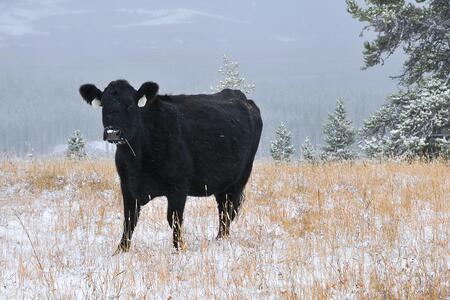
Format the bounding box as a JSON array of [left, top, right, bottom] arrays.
[[79, 80, 262, 252]]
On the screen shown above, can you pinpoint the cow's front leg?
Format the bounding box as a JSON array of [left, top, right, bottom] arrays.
[[114, 184, 141, 255], [167, 193, 187, 250]]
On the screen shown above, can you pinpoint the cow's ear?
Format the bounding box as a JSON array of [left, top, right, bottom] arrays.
[[136, 82, 159, 107], [79, 84, 103, 107]]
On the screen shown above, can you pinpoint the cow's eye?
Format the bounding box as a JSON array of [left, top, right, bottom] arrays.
[[127, 105, 134, 111]]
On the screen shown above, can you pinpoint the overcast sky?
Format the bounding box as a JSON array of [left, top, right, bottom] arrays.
[[0, 0, 402, 92]]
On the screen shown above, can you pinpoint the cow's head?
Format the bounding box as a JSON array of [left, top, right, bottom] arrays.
[[79, 80, 159, 144]]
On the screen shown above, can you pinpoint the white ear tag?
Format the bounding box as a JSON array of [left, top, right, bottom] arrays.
[[138, 95, 147, 107], [91, 98, 102, 108]]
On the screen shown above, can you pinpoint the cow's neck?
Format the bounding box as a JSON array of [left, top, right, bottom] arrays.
[[117, 106, 166, 163]]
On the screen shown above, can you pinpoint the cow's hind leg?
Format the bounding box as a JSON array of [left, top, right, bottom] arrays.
[[167, 193, 187, 250], [215, 186, 244, 239]]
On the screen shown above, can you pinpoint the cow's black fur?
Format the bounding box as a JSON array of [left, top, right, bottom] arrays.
[[79, 80, 262, 251]]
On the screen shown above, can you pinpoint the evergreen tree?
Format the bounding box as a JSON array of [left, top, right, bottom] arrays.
[[270, 122, 295, 162], [211, 55, 255, 94], [66, 129, 87, 159], [347, 0, 450, 85], [348, 0, 450, 159], [322, 98, 356, 161], [360, 77, 450, 158], [301, 136, 316, 162]]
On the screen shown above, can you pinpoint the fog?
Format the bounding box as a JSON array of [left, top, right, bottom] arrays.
[[0, 0, 403, 156]]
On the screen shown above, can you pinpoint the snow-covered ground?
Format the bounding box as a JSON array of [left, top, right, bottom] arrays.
[[0, 160, 448, 298]]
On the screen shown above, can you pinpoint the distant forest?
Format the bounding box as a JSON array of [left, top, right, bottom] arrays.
[[0, 74, 388, 157]]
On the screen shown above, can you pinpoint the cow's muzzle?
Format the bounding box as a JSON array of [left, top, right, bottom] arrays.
[[103, 127, 124, 144]]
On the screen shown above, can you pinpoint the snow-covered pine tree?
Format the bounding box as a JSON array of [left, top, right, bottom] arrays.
[[347, 0, 450, 85], [270, 122, 295, 162], [347, 0, 450, 159], [321, 98, 356, 161], [301, 136, 315, 162], [211, 55, 255, 94], [360, 77, 450, 159], [66, 129, 87, 159]]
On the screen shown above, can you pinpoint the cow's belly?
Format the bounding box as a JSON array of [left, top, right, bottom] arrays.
[[188, 182, 226, 197], [187, 171, 239, 197], [188, 186, 215, 197]]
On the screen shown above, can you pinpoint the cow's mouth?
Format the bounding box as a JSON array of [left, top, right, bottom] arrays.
[[103, 127, 125, 144], [110, 139, 126, 145]]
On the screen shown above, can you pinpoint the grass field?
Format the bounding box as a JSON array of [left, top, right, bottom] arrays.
[[0, 159, 448, 299]]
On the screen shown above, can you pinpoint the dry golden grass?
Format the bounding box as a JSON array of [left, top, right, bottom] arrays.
[[0, 158, 448, 299]]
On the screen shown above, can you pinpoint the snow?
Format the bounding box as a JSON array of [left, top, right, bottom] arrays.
[[0, 160, 448, 298]]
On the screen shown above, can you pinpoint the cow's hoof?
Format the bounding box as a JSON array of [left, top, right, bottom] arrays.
[[216, 231, 230, 240], [174, 240, 187, 251], [112, 247, 122, 256], [112, 243, 130, 256], [180, 241, 187, 251]]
